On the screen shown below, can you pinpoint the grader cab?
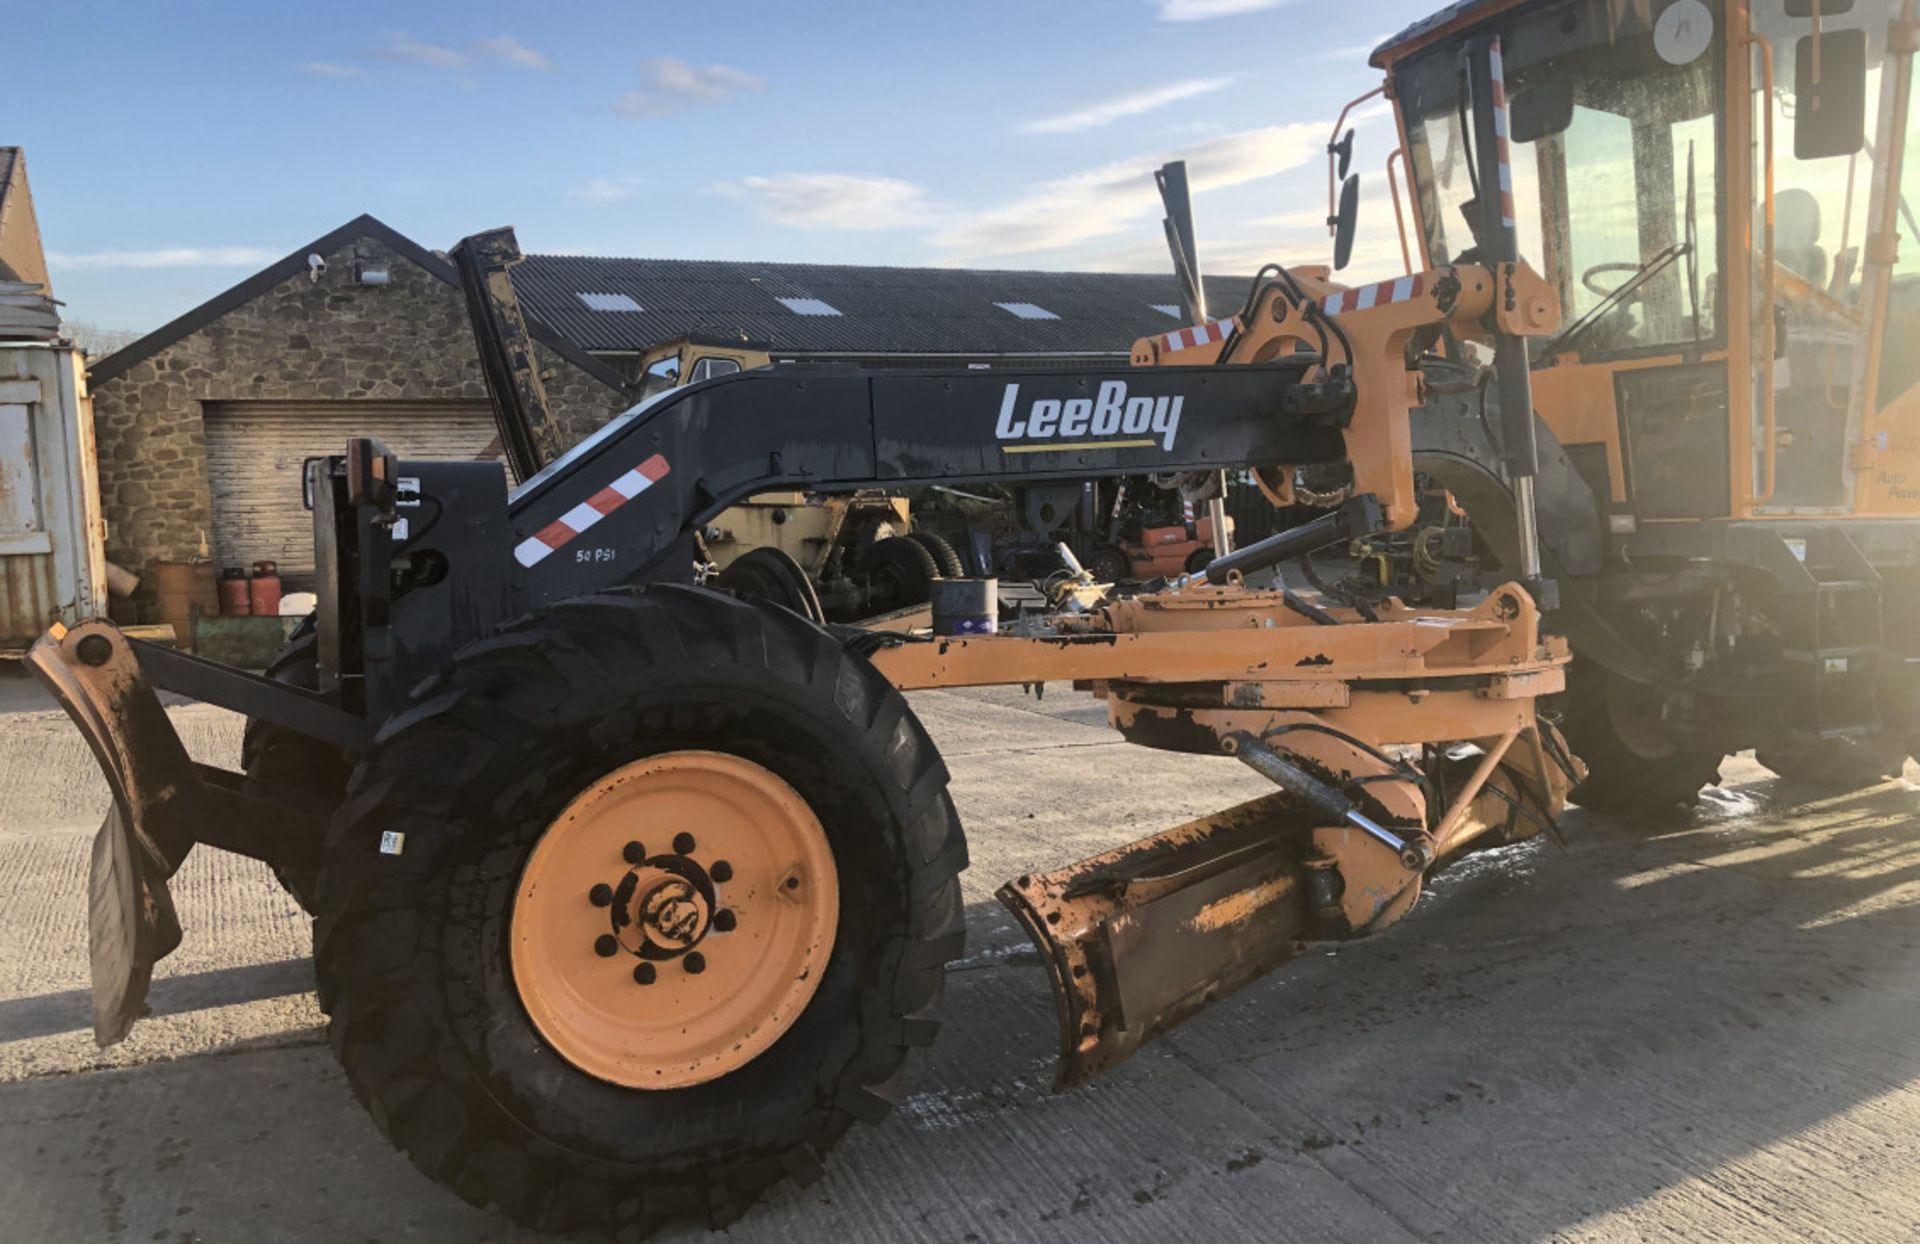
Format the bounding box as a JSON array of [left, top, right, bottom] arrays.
[[1341, 0, 1920, 807]]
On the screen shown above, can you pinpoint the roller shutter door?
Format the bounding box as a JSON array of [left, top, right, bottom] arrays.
[[204, 400, 507, 584]]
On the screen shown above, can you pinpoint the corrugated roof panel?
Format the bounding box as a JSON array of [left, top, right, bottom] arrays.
[[511, 255, 1257, 356]]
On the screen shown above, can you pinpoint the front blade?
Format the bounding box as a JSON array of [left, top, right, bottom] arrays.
[[28, 623, 199, 1045], [997, 791, 1313, 1089]]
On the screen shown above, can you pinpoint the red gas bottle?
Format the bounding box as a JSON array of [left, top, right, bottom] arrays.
[[249, 560, 283, 616], [218, 568, 252, 616]]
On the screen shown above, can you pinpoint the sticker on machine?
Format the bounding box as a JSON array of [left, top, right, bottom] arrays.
[[1655, 0, 1713, 66], [514, 454, 671, 567]]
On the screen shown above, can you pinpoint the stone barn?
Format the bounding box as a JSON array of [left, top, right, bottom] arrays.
[[87, 215, 628, 600]]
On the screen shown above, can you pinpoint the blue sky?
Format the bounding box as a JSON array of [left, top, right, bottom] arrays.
[[11, 0, 1436, 332]]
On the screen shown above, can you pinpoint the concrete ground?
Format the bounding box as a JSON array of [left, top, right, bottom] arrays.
[[3, 665, 1920, 1243]]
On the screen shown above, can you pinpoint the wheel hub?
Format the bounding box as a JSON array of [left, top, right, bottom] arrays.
[[511, 750, 840, 1089]]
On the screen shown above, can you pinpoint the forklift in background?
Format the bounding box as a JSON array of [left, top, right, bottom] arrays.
[[460, 243, 961, 622]]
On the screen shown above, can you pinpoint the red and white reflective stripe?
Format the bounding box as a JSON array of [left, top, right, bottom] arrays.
[[514, 454, 671, 567], [1159, 316, 1237, 353], [1489, 38, 1517, 230], [1320, 272, 1427, 316]]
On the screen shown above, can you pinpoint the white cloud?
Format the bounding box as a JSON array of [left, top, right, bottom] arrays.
[[48, 247, 280, 270], [368, 33, 466, 68], [1158, 0, 1294, 20], [1019, 77, 1234, 135], [299, 61, 365, 79], [617, 57, 763, 117], [477, 36, 550, 70], [932, 122, 1322, 260], [570, 176, 647, 205], [716, 173, 933, 230]]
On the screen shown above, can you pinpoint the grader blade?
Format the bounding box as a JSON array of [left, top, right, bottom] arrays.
[[998, 791, 1317, 1089]]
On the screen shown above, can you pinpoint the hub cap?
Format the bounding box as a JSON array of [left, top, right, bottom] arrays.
[[511, 750, 839, 1089]]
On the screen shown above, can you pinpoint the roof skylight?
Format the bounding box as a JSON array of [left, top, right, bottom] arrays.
[[775, 296, 843, 316], [995, 301, 1059, 320], [577, 292, 643, 312]]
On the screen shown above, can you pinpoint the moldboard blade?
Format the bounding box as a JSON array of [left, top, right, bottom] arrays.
[[997, 791, 1314, 1089]]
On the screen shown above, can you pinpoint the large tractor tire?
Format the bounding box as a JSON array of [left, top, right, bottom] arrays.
[[862, 535, 940, 606], [313, 587, 967, 1237], [241, 623, 351, 913], [1563, 659, 1724, 813], [1757, 735, 1908, 791], [905, 530, 965, 579]]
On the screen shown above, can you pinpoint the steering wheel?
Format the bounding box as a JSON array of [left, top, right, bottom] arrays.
[[1582, 262, 1645, 298]]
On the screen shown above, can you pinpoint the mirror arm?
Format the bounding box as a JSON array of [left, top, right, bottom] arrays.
[[1327, 84, 1387, 234]]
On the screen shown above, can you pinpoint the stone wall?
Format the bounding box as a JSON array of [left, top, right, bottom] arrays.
[[90, 232, 627, 588]]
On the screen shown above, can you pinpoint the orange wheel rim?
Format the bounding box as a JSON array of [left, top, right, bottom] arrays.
[[511, 750, 839, 1089]]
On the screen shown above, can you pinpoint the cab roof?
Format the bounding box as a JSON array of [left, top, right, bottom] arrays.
[[1372, 0, 1515, 68]]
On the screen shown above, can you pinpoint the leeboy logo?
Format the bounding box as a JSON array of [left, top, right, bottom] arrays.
[[994, 380, 1183, 453]]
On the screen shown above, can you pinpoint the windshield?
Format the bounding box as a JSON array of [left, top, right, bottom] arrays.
[[1396, 0, 1724, 355]]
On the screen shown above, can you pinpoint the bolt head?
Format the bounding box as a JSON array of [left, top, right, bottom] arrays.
[[594, 934, 619, 958], [712, 908, 736, 933], [710, 860, 733, 883], [589, 883, 613, 907], [632, 962, 656, 985], [673, 832, 696, 855], [683, 951, 706, 974], [75, 634, 113, 667], [622, 841, 645, 864]]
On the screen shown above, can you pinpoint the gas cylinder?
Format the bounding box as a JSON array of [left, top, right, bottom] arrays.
[[249, 560, 283, 616], [218, 568, 252, 617]]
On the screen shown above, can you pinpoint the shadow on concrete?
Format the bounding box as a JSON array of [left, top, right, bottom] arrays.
[[1, 773, 1918, 1241], [0, 957, 313, 1043]]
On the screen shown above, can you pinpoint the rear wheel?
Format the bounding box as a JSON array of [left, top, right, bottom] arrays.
[[1564, 659, 1724, 813], [314, 587, 966, 1236], [1757, 735, 1907, 791], [1086, 544, 1132, 585]]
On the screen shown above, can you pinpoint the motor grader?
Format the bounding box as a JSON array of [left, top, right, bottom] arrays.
[[1307, 0, 1920, 808], [36, 36, 1577, 1240]]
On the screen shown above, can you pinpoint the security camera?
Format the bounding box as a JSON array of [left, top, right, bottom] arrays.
[[307, 253, 327, 283]]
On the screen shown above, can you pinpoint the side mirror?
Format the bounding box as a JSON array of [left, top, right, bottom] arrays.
[[1332, 174, 1361, 271], [1331, 128, 1355, 181], [1794, 29, 1867, 159], [345, 436, 399, 514]]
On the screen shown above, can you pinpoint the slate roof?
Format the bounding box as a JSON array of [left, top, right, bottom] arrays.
[[90, 215, 626, 390], [510, 255, 1255, 358]]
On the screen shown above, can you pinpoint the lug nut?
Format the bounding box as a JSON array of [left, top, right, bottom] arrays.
[[683, 952, 706, 974], [588, 883, 613, 907], [622, 841, 645, 864], [594, 934, 618, 958], [710, 860, 733, 883], [673, 832, 696, 855], [712, 909, 736, 932], [632, 962, 656, 986]]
